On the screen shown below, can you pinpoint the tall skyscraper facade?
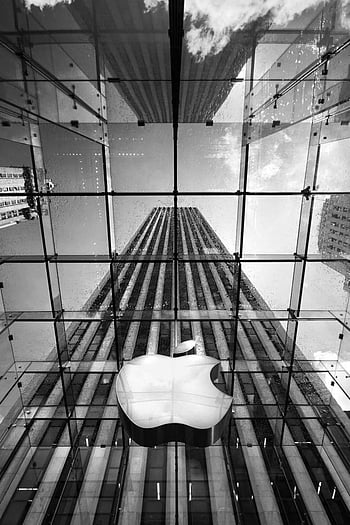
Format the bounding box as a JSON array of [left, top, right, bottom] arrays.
[[0, 207, 350, 525], [69, 0, 269, 123]]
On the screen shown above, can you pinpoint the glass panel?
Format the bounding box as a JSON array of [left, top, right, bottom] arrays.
[[113, 196, 173, 254], [311, 193, 350, 254], [247, 121, 311, 191], [301, 261, 350, 311], [35, 80, 102, 136], [40, 124, 105, 194], [9, 322, 56, 363], [57, 263, 110, 311], [296, 319, 342, 362], [0, 191, 43, 256], [1, 263, 51, 311], [315, 44, 350, 113], [242, 262, 294, 310], [243, 196, 301, 254], [0, 49, 26, 108], [0, 0, 15, 31], [178, 196, 237, 254], [96, 2, 170, 80], [31, 41, 98, 99], [317, 138, 350, 192], [178, 123, 241, 191], [17, 1, 89, 32], [0, 139, 42, 255], [50, 196, 108, 255], [252, 35, 321, 113], [214, 79, 245, 123], [0, 328, 15, 377], [0, 328, 23, 436], [319, 113, 350, 145], [105, 80, 138, 123], [306, 192, 350, 305], [109, 123, 173, 191]]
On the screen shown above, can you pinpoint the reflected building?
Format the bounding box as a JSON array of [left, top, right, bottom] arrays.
[[0, 167, 36, 229], [1, 207, 350, 524], [247, 2, 350, 142], [318, 195, 350, 291], [69, 0, 268, 122]]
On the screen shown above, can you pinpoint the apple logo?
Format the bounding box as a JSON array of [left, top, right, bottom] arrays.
[[116, 341, 232, 447]]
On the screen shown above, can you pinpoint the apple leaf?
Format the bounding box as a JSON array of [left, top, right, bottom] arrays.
[[173, 339, 196, 354]]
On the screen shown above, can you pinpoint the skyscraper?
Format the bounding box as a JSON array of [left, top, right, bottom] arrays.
[[1, 207, 350, 525], [318, 195, 350, 291], [68, 0, 269, 123]]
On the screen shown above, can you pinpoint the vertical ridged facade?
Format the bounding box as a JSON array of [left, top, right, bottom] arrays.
[[1, 207, 350, 525], [69, 0, 268, 123]]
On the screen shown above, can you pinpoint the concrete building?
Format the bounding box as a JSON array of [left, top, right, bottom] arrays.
[[0, 207, 350, 525], [318, 195, 350, 291], [0, 167, 33, 229]]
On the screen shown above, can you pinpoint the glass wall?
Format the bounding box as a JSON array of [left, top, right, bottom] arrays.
[[0, 1, 350, 524]]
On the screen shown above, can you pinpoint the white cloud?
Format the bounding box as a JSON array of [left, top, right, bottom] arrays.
[[341, 0, 350, 28], [259, 158, 282, 180], [184, 0, 327, 59], [25, 0, 72, 8], [24, 1, 350, 57], [212, 127, 241, 176], [314, 350, 338, 361], [144, 0, 167, 9], [145, 0, 350, 60]]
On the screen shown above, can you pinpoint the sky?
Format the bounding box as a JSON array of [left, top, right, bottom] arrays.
[[2, 0, 350, 409], [25, 0, 350, 59]]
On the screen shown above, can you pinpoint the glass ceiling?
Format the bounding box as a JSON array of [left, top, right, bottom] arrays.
[[0, 0, 350, 522]]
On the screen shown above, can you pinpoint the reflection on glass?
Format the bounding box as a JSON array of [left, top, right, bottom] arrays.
[[310, 195, 350, 302], [247, 121, 310, 191], [179, 124, 241, 191], [317, 138, 350, 192]]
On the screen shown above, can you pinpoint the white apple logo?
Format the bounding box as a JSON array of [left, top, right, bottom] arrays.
[[116, 343, 232, 446]]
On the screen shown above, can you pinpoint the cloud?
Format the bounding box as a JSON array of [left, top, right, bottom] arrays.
[[23, 0, 350, 58], [259, 158, 282, 180], [314, 350, 339, 361], [25, 0, 72, 7], [144, 0, 167, 9], [210, 127, 241, 179], [184, 0, 328, 59], [145, 0, 350, 60], [341, 0, 350, 28]]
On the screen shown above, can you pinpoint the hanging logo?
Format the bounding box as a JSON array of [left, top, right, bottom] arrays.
[[116, 344, 232, 447]]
